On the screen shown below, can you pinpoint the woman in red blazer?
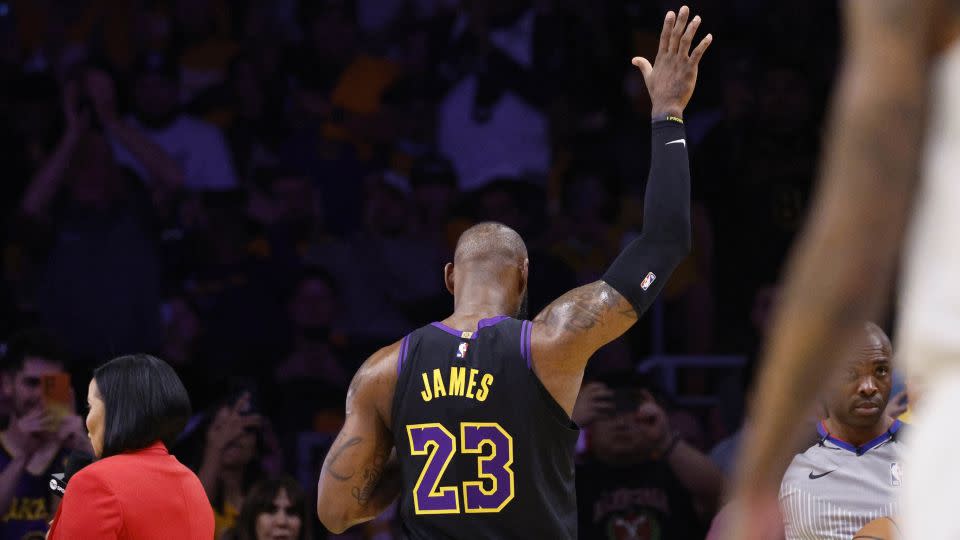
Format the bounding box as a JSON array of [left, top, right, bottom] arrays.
[[48, 354, 214, 539]]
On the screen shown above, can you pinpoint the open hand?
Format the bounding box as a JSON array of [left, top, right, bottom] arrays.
[[206, 393, 262, 454], [632, 6, 713, 119], [17, 408, 54, 439]]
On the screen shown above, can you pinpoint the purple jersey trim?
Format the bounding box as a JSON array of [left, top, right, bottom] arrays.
[[521, 320, 533, 369], [430, 316, 510, 339], [477, 315, 510, 330], [430, 321, 467, 337], [817, 419, 902, 455], [397, 335, 410, 375]]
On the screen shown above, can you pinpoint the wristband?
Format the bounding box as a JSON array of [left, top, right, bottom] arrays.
[[652, 113, 684, 124]]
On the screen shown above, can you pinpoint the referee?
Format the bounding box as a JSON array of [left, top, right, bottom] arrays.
[[778, 323, 903, 539]]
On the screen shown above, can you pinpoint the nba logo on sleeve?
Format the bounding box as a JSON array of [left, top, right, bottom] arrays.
[[456, 342, 469, 359], [641, 272, 657, 291], [891, 462, 902, 486]]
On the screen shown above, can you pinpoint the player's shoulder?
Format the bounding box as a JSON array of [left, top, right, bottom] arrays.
[[350, 339, 404, 422], [360, 339, 404, 380]]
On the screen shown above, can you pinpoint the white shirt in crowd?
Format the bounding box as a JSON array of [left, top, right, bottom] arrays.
[[111, 115, 238, 191]]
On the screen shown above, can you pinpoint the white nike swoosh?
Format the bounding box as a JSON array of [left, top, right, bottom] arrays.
[[666, 139, 686, 147]]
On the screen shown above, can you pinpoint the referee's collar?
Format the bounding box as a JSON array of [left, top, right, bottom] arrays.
[[817, 419, 902, 456]]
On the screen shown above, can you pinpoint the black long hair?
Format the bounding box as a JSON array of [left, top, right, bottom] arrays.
[[93, 354, 192, 458]]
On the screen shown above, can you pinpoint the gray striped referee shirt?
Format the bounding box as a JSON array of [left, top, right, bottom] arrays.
[[779, 420, 904, 540]]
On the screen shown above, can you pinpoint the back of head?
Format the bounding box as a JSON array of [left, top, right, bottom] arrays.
[[94, 354, 191, 458], [454, 222, 528, 270]]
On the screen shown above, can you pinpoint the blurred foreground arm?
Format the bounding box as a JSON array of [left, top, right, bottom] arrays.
[[732, 0, 935, 535]]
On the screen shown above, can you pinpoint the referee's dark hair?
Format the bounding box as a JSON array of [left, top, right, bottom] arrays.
[[94, 354, 191, 458]]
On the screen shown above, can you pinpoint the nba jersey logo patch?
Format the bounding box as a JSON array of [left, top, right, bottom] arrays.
[[456, 342, 469, 359], [640, 272, 657, 291], [891, 462, 902, 486]]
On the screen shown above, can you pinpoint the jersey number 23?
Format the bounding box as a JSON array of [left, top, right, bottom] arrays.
[[406, 422, 515, 514]]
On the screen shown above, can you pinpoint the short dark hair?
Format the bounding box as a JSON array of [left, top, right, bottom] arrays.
[[3, 328, 67, 375], [94, 354, 192, 458], [234, 475, 312, 540]]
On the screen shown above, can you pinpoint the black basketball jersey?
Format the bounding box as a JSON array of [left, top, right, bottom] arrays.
[[391, 316, 579, 539]]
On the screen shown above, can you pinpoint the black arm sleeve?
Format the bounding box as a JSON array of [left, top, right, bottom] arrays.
[[602, 120, 692, 316]]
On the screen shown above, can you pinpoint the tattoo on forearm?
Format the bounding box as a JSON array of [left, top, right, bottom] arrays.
[[351, 452, 386, 507], [325, 436, 362, 481]]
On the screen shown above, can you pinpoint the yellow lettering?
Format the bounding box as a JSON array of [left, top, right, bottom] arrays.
[[475, 374, 494, 402], [432, 369, 447, 398], [449, 367, 466, 396], [3, 498, 19, 521], [2, 497, 47, 522], [466, 369, 479, 399], [420, 373, 433, 402]]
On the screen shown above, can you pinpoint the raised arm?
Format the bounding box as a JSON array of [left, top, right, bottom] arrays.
[[530, 6, 711, 414], [317, 342, 401, 534], [85, 69, 185, 193], [21, 81, 87, 217], [731, 0, 936, 536]]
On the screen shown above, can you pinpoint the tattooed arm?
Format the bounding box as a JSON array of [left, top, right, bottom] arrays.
[[530, 283, 638, 415], [731, 0, 936, 536], [317, 342, 401, 534]]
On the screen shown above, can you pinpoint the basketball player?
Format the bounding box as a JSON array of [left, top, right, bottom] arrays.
[[316, 7, 712, 538], [779, 323, 904, 539], [732, 1, 958, 538]]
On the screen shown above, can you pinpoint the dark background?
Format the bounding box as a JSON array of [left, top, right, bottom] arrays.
[[0, 0, 843, 537]]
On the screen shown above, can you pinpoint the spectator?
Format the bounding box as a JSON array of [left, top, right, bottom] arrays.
[[173, 0, 239, 101], [271, 268, 353, 449], [182, 189, 288, 373], [435, 0, 562, 190], [222, 474, 313, 540], [195, 391, 269, 540], [159, 294, 221, 413], [111, 52, 238, 190], [779, 322, 903, 539], [215, 50, 289, 180], [308, 173, 446, 343], [252, 166, 328, 267], [0, 329, 91, 539], [573, 374, 723, 539], [18, 72, 172, 364], [550, 160, 624, 283], [409, 153, 460, 253]]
